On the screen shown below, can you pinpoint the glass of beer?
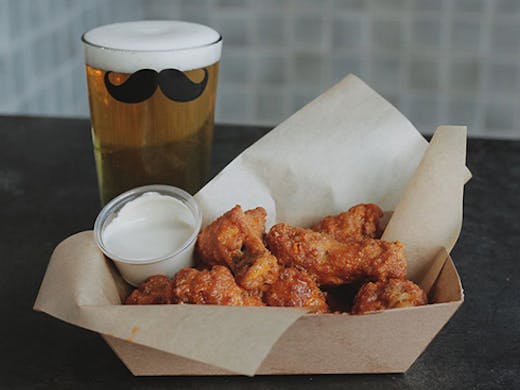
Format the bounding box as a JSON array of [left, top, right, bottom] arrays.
[[82, 21, 222, 205]]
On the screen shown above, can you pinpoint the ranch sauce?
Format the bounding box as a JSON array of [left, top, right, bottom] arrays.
[[102, 192, 196, 261]]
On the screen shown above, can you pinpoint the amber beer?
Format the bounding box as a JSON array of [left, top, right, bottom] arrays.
[[82, 21, 222, 204]]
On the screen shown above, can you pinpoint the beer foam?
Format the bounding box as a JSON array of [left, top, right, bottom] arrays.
[[83, 21, 222, 72]]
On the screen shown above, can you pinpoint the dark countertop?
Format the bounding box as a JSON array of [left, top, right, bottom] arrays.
[[1, 116, 518, 389]]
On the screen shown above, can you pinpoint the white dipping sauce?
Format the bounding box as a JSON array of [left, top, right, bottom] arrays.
[[102, 192, 195, 261]]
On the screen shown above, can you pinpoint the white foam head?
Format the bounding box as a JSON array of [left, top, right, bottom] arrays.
[[83, 21, 222, 73]]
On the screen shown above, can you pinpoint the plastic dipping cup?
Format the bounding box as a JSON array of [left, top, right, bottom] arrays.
[[94, 185, 202, 286]]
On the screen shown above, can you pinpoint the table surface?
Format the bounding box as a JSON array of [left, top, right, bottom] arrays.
[[1, 116, 518, 389]]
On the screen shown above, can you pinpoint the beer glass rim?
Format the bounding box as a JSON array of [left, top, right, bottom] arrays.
[[94, 184, 202, 265], [81, 21, 223, 54]]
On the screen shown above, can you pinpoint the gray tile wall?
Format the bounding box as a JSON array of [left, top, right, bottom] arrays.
[[1, 0, 519, 139], [0, 0, 145, 117]]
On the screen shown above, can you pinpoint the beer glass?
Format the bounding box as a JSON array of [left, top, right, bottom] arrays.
[[82, 21, 222, 204]]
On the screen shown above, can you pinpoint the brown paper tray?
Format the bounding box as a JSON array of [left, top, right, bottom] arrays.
[[103, 255, 462, 376]]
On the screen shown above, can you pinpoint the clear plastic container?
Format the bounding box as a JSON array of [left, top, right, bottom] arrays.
[[94, 184, 202, 286]]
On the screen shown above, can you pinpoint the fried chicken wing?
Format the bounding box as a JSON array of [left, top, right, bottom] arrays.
[[243, 207, 267, 239], [351, 278, 427, 314], [195, 205, 281, 294], [235, 250, 281, 293], [264, 267, 329, 313], [171, 265, 264, 306], [195, 205, 267, 270], [266, 223, 406, 286], [312, 203, 383, 242], [125, 275, 173, 305]]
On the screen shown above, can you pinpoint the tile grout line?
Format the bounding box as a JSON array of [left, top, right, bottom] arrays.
[[399, 0, 413, 118], [438, 0, 453, 126], [321, 0, 333, 90], [475, 0, 495, 135], [285, 0, 297, 113], [363, 0, 373, 83], [245, 0, 258, 123]]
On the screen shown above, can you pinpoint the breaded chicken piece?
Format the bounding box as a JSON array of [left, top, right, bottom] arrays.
[[312, 203, 383, 242], [195, 205, 280, 294], [264, 267, 329, 313], [351, 278, 427, 314], [243, 207, 267, 240], [171, 265, 264, 306], [235, 250, 281, 293], [125, 275, 173, 305], [195, 205, 267, 270], [266, 224, 406, 286]]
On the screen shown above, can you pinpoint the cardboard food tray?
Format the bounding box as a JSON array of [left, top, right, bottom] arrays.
[[102, 252, 462, 376], [34, 75, 468, 376]]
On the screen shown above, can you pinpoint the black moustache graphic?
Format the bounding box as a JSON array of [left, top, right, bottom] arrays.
[[104, 68, 208, 104]]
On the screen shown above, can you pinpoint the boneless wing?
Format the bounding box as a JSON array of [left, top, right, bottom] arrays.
[[264, 267, 329, 313], [235, 250, 281, 293], [195, 205, 281, 293], [351, 278, 427, 314], [195, 205, 267, 270], [266, 223, 406, 286], [312, 203, 383, 242], [125, 275, 173, 305], [171, 265, 264, 306]]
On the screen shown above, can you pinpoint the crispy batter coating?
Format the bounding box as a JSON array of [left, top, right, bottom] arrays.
[[312, 203, 383, 242], [125, 275, 173, 305], [235, 250, 281, 293], [195, 205, 267, 270], [351, 278, 427, 314], [243, 207, 267, 239], [195, 205, 280, 293], [171, 265, 264, 306], [266, 223, 406, 286], [264, 267, 329, 313]]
